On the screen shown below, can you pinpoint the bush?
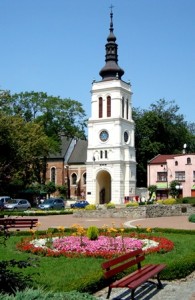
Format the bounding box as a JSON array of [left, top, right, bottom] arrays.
[[157, 198, 177, 205], [188, 214, 195, 223], [0, 288, 97, 299], [85, 204, 96, 210], [106, 202, 115, 209], [163, 198, 177, 205], [126, 202, 139, 207], [87, 226, 99, 240]]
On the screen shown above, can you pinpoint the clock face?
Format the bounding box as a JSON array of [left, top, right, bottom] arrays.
[[100, 130, 109, 142], [124, 131, 129, 143]]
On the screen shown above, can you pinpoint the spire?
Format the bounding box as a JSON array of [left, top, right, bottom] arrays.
[[99, 7, 124, 80]]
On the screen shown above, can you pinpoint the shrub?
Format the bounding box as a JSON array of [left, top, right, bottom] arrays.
[[87, 226, 99, 240], [156, 200, 163, 205], [85, 204, 96, 210], [126, 202, 139, 207], [0, 288, 97, 299], [163, 198, 177, 205], [188, 214, 195, 223], [106, 202, 115, 209]]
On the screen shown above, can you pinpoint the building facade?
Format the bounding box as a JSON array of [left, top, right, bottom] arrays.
[[147, 154, 195, 198], [86, 10, 136, 204]]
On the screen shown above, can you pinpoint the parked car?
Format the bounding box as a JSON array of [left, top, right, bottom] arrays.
[[70, 200, 89, 209], [0, 196, 12, 204], [4, 199, 31, 210], [38, 198, 65, 210], [0, 200, 4, 211]]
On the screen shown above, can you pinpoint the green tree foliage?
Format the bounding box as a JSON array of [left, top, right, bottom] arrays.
[[0, 113, 52, 194], [0, 91, 87, 141], [0, 90, 87, 194], [133, 99, 195, 187]]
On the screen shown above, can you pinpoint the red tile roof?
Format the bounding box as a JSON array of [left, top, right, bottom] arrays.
[[148, 154, 183, 164]]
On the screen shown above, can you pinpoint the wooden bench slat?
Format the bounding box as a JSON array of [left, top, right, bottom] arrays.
[[104, 255, 145, 279], [127, 264, 166, 289], [102, 249, 143, 269]]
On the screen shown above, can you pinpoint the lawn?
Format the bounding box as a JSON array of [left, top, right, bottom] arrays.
[[1, 228, 195, 294]]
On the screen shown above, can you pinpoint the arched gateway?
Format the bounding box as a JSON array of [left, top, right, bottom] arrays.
[[96, 170, 111, 204]]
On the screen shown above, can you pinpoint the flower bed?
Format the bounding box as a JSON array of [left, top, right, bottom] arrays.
[[17, 232, 174, 259]]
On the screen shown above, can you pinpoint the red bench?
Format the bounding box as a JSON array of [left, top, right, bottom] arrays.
[[0, 218, 38, 231], [101, 248, 166, 300]]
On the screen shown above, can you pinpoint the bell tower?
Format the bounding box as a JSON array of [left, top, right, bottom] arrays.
[[86, 9, 136, 204]]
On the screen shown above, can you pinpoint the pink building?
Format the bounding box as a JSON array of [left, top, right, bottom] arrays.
[[147, 154, 195, 199]]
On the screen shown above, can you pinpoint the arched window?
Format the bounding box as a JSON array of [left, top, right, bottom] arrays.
[[100, 150, 103, 159], [83, 173, 86, 185], [126, 99, 129, 119], [99, 97, 103, 118], [175, 161, 178, 166], [122, 97, 124, 118], [51, 167, 56, 183], [71, 173, 77, 185], [187, 157, 191, 164], [105, 150, 108, 158], [107, 96, 111, 117]]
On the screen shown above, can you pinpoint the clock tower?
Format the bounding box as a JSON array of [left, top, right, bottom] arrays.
[[86, 9, 136, 205]]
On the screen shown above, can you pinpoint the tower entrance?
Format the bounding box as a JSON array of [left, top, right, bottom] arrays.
[[96, 170, 111, 204]]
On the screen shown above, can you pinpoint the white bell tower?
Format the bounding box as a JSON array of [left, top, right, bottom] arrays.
[[86, 9, 136, 205]]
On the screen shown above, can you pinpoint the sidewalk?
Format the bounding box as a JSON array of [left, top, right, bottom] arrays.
[[35, 214, 195, 231]]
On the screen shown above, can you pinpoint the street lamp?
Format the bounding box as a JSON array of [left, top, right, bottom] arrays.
[[176, 184, 183, 198]]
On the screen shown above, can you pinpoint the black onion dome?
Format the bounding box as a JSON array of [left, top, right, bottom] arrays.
[[99, 9, 124, 80]]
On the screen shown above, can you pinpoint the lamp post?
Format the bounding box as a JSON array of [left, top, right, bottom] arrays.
[[176, 184, 183, 198]]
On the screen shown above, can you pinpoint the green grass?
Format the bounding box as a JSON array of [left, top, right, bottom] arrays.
[[1, 229, 195, 294]]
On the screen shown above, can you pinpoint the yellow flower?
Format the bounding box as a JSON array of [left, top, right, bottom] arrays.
[[57, 226, 65, 232], [35, 222, 41, 227], [146, 227, 152, 233]]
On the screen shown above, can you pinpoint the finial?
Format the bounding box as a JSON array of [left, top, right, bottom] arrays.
[[109, 4, 114, 32]]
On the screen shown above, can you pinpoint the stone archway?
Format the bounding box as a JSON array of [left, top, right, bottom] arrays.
[[96, 170, 111, 204]]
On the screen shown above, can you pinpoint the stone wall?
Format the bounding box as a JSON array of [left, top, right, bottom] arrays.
[[73, 204, 195, 219]]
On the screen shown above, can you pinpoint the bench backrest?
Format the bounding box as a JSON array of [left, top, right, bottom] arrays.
[[0, 218, 38, 228], [101, 249, 145, 279]]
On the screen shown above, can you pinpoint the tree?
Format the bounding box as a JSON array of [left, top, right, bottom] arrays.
[[133, 99, 195, 187], [0, 91, 87, 141], [0, 113, 53, 194]]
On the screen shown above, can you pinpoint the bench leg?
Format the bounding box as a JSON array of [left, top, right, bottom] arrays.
[[106, 287, 112, 299], [156, 274, 163, 289], [131, 289, 135, 300]]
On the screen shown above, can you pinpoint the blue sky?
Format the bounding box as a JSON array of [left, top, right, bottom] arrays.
[[0, 0, 195, 124]]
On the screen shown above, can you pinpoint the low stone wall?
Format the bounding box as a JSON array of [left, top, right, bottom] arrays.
[[73, 204, 195, 219]]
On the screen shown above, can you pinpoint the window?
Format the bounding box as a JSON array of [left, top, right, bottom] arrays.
[[175, 161, 178, 166], [107, 96, 111, 117], [99, 97, 103, 118], [83, 173, 86, 185], [193, 171, 195, 181], [100, 150, 103, 159], [71, 173, 77, 185], [51, 167, 56, 183], [126, 99, 129, 119], [187, 157, 191, 164], [122, 97, 124, 118], [105, 150, 108, 158], [157, 172, 167, 182], [175, 171, 185, 181]]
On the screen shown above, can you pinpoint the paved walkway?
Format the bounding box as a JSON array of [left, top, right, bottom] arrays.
[[34, 214, 195, 231]]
